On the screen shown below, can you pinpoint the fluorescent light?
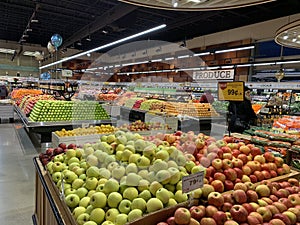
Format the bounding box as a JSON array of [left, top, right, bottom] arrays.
[[177, 55, 190, 59], [31, 19, 39, 23], [221, 65, 234, 69], [215, 45, 255, 54], [253, 62, 276, 66], [236, 64, 252, 67], [40, 24, 166, 69], [0, 48, 15, 54], [277, 60, 300, 65], [151, 59, 162, 62], [26, 28, 32, 32], [194, 52, 210, 56], [165, 57, 175, 61]]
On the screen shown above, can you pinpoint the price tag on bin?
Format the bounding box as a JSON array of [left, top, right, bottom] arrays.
[[218, 81, 244, 101], [182, 171, 204, 193]]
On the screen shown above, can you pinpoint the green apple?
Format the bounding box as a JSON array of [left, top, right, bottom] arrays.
[[168, 167, 181, 185], [72, 178, 84, 189], [151, 159, 168, 172], [167, 198, 178, 207], [128, 209, 143, 222], [167, 160, 178, 168], [156, 188, 170, 204], [136, 156, 151, 170], [134, 139, 146, 152], [125, 132, 134, 141], [115, 151, 123, 161], [76, 213, 90, 225], [75, 148, 84, 158], [191, 165, 205, 174], [146, 198, 163, 213], [107, 134, 116, 143], [89, 207, 105, 224], [83, 143, 92, 150], [80, 162, 88, 170], [116, 135, 127, 145], [165, 184, 176, 193], [155, 170, 171, 184], [87, 190, 96, 198], [52, 172, 62, 183], [126, 173, 142, 186], [114, 213, 128, 225], [102, 221, 115, 225], [65, 193, 80, 208], [53, 155, 64, 163], [84, 177, 98, 190], [103, 179, 120, 194], [86, 154, 98, 167], [131, 198, 147, 212], [85, 205, 94, 214], [116, 144, 126, 152], [121, 149, 133, 162], [78, 174, 86, 182], [93, 150, 108, 163], [74, 167, 85, 176], [69, 162, 80, 171], [65, 188, 77, 196], [67, 157, 80, 165], [96, 178, 106, 186], [104, 155, 116, 166], [128, 153, 141, 164], [103, 142, 114, 154], [168, 146, 178, 155], [115, 130, 126, 138], [138, 190, 152, 202], [176, 181, 182, 190], [95, 184, 104, 192], [174, 190, 188, 203], [82, 221, 97, 225], [72, 206, 86, 219], [107, 192, 123, 208], [90, 192, 107, 208], [138, 179, 150, 192], [149, 181, 163, 196], [99, 168, 111, 179], [155, 149, 169, 161], [185, 161, 196, 173], [75, 187, 88, 199], [123, 187, 138, 201], [125, 145, 135, 153], [84, 146, 94, 156], [125, 163, 138, 175], [107, 161, 119, 172], [112, 166, 126, 180], [142, 145, 156, 160], [105, 208, 120, 222], [191, 188, 203, 199], [147, 171, 156, 183], [66, 149, 77, 159], [46, 161, 54, 174], [138, 170, 149, 179], [79, 196, 90, 208], [175, 154, 187, 166], [52, 161, 65, 172], [118, 199, 132, 214], [170, 148, 179, 159]]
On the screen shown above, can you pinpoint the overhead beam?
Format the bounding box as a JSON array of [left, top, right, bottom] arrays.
[[61, 3, 138, 48]]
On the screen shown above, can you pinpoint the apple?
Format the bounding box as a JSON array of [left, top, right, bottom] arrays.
[[212, 159, 223, 170], [212, 211, 227, 225], [174, 207, 191, 225], [224, 180, 234, 191], [190, 206, 205, 221], [249, 175, 258, 183], [255, 184, 270, 197], [114, 213, 128, 225], [233, 168, 243, 179], [273, 214, 292, 225], [246, 190, 259, 202], [205, 205, 218, 218], [238, 154, 248, 165], [167, 216, 176, 225], [247, 215, 262, 225], [262, 170, 271, 179], [233, 189, 247, 204], [269, 219, 286, 225], [224, 168, 237, 181], [222, 202, 233, 212], [208, 192, 224, 207], [65, 193, 80, 208], [210, 180, 224, 193], [232, 158, 243, 168], [242, 165, 252, 176], [242, 203, 254, 214], [214, 172, 226, 182], [272, 202, 288, 213], [288, 208, 300, 222], [278, 197, 293, 208], [234, 183, 247, 191], [264, 152, 275, 162], [283, 211, 297, 225], [289, 194, 300, 206], [222, 159, 233, 169], [240, 146, 251, 155], [76, 213, 90, 225], [224, 221, 239, 225], [257, 207, 272, 222], [201, 184, 215, 199], [146, 198, 163, 213], [230, 205, 248, 223]]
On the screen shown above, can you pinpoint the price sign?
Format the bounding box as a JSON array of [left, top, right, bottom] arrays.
[[182, 171, 204, 193], [218, 81, 244, 101]]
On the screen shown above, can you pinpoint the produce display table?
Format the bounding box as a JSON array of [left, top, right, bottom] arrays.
[[0, 99, 14, 123], [15, 105, 117, 143]]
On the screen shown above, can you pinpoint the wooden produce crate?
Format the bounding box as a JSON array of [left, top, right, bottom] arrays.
[[33, 157, 76, 225], [51, 132, 102, 147]]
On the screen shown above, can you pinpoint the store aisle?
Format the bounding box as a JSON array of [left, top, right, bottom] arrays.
[[0, 124, 36, 225]]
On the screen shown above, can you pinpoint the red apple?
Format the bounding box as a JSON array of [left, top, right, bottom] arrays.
[[249, 212, 264, 224], [270, 170, 278, 178], [269, 195, 279, 202], [233, 189, 247, 204], [266, 205, 280, 216], [264, 152, 275, 162], [174, 207, 191, 225], [274, 157, 284, 167], [240, 145, 251, 155], [222, 159, 233, 169], [224, 168, 237, 181], [250, 147, 261, 157], [208, 192, 224, 207], [167, 217, 176, 225], [288, 178, 300, 187], [272, 202, 288, 213], [200, 218, 217, 225], [242, 203, 255, 214], [238, 154, 248, 165], [262, 170, 271, 179], [212, 211, 227, 225], [247, 215, 261, 225], [253, 171, 264, 182], [200, 157, 211, 168], [233, 168, 243, 179], [242, 165, 252, 176], [234, 183, 247, 191], [249, 175, 258, 183], [223, 193, 234, 204], [269, 219, 286, 225], [223, 153, 233, 160], [232, 158, 244, 169], [273, 214, 292, 225], [212, 159, 223, 170], [246, 190, 259, 202], [230, 205, 248, 223], [232, 150, 241, 158], [190, 206, 205, 221], [210, 180, 225, 193], [222, 202, 233, 212], [224, 180, 234, 191], [257, 207, 272, 222], [205, 205, 218, 218]]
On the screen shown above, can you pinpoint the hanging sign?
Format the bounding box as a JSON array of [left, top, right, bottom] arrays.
[[193, 69, 234, 81], [218, 81, 244, 101], [62, 69, 73, 77]]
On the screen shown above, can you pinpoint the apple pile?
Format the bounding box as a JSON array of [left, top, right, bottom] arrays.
[[45, 130, 205, 225], [39, 143, 75, 166], [147, 131, 291, 193], [157, 178, 300, 225], [119, 120, 171, 132]]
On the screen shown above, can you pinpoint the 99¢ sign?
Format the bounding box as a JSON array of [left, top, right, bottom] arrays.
[[182, 171, 204, 193], [218, 81, 244, 101]]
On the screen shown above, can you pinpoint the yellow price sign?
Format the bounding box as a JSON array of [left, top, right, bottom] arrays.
[[218, 81, 244, 101]]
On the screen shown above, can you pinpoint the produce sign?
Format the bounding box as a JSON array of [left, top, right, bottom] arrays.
[[29, 100, 109, 122], [218, 81, 244, 101], [182, 171, 204, 193]]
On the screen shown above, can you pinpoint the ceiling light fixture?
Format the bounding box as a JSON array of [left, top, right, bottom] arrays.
[[275, 19, 300, 49], [31, 19, 39, 23], [40, 24, 166, 69], [215, 45, 255, 54], [172, 0, 178, 7], [86, 35, 92, 41], [26, 28, 32, 32]]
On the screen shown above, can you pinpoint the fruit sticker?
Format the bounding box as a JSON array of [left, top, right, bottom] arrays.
[[182, 171, 204, 193], [218, 81, 244, 101]]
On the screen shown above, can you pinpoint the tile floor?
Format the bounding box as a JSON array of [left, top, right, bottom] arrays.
[[0, 123, 37, 225]]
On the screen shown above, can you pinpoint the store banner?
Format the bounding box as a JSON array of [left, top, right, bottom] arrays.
[[193, 69, 234, 80]]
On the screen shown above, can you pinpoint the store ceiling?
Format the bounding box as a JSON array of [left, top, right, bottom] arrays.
[[0, 0, 300, 53]]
